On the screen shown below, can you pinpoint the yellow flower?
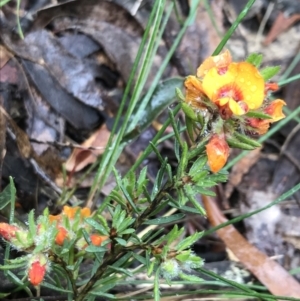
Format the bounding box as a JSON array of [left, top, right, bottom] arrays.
[[184, 50, 265, 118], [202, 61, 265, 116]]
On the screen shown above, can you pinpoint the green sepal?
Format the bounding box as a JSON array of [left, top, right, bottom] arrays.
[[234, 132, 262, 148], [246, 53, 263, 68], [245, 111, 272, 119], [181, 102, 197, 121], [175, 87, 185, 101], [226, 137, 256, 150], [186, 115, 195, 142], [260, 66, 280, 81]]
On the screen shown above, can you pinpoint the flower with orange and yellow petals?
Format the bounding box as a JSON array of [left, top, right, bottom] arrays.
[[49, 206, 92, 246], [202, 61, 265, 117], [184, 50, 266, 118], [248, 99, 286, 135], [184, 76, 206, 110], [205, 134, 230, 173], [61, 206, 91, 219]]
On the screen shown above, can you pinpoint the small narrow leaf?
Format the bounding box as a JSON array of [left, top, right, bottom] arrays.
[[175, 87, 185, 101], [176, 231, 203, 251], [179, 273, 203, 282], [85, 245, 108, 253], [189, 156, 208, 176], [246, 53, 263, 68], [114, 237, 127, 246], [85, 218, 109, 236], [183, 185, 206, 215], [234, 132, 262, 148], [226, 137, 256, 150], [245, 111, 273, 119], [143, 213, 185, 225], [260, 66, 280, 81]]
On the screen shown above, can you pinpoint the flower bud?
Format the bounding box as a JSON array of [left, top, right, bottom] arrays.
[[206, 134, 230, 173], [0, 223, 19, 241], [55, 226, 68, 246], [160, 259, 180, 281], [28, 254, 48, 286]]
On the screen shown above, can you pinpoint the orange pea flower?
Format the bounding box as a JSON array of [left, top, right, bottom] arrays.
[[248, 99, 286, 135], [205, 134, 230, 173], [185, 50, 265, 117], [49, 206, 91, 246], [28, 254, 48, 286], [90, 234, 108, 246], [62, 206, 91, 219], [55, 226, 69, 246]]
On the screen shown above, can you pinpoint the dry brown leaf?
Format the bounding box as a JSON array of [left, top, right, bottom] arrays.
[[0, 45, 12, 69], [202, 195, 300, 297], [65, 124, 111, 173], [263, 12, 300, 46]]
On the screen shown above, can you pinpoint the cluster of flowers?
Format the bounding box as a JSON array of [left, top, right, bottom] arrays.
[[183, 50, 286, 172], [0, 206, 107, 286]]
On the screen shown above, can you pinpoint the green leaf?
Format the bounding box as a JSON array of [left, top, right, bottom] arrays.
[[176, 231, 203, 251], [28, 210, 36, 239], [208, 172, 228, 183], [226, 137, 256, 150], [246, 53, 263, 68], [85, 218, 110, 236], [143, 213, 185, 225], [181, 102, 197, 121], [245, 110, 273, 119], [85, 245, 108, 253], [122, 77, 184, 142], [179, 273, 203, 282], [113, 168, 138, 213], [114, 237, 127, 246], [170, 203, 203, 214], [183, 185, 206, 215], [175, 87, 185, 101], [154, 267, 161, 301], [136, 166, 148, 196], [0, 181, 14, 210], [234, 132, 262, 148], [108, 265, 133, 277], [189, 156, 207, 177], [132, 252, 147, 265], [119, 228, 135, 235], [109, 190, 127, 207], [260, 66, 280, 81], [191, 170, 208, 183], [176, 142, 188, 180], [185, 115, 196, 142], [194, 186, 216, 197], [147, 260, 155, 277]]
